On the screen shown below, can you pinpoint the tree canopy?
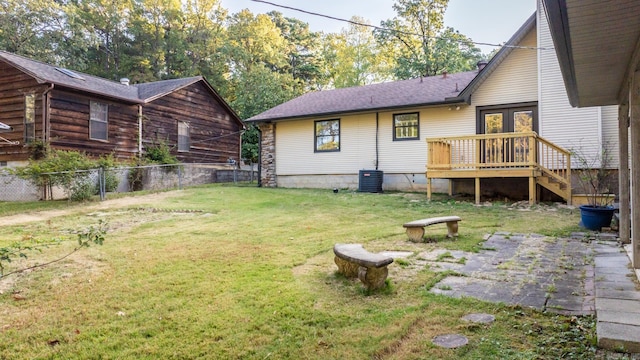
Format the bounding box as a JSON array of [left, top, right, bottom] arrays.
[[0, 0, 491, 162]]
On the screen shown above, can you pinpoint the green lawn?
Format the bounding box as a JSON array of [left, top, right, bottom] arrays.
[[0, 185, 599, 359]]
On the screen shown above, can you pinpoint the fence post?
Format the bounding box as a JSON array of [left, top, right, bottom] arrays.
[[99, 168, 105, 201]]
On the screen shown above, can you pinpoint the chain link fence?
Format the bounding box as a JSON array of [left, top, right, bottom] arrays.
[[0, 163, 257, 202]]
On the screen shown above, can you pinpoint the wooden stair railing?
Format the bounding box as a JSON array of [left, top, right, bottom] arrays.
[[534, 135, 571, 203], [426, 132, 572, 203]]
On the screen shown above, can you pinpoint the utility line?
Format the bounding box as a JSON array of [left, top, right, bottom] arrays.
[[250, 0, 551, 51]]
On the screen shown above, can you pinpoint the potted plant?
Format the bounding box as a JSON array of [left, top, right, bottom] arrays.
[[571, 142, 616, 231]]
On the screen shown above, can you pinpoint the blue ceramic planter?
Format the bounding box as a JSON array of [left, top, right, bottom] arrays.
[[579, 205, 615, 231]]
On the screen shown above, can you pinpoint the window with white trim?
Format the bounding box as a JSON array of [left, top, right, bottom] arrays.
[[89, 101, 108, 141], [178, 121, 190, 152]]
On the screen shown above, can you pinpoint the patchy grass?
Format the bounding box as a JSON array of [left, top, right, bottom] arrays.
[[0, 185, 598, 359]]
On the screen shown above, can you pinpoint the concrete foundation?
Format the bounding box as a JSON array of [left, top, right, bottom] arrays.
[[276, 173, 450, 193]]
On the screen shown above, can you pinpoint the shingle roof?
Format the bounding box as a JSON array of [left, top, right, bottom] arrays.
[[135, 77, 203, 102], [246, 70, 478, 122], [0, 51, 207, 104]]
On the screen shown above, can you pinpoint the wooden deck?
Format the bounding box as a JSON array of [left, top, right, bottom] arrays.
[[426, 132, 571, 204]]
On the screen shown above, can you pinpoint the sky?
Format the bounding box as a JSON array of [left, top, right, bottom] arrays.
[[219, 0, 537, 54]]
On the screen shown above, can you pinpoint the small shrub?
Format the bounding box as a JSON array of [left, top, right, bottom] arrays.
[[96, 154, 120, 192], [144, 141, 178, 165], [69, 176, 96, 201]]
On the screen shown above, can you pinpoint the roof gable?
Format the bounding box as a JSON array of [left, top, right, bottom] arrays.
[[135, 77, 203, 102], [456, 13, 536, 101]]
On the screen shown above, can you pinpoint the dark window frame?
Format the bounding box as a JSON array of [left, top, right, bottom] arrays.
[[314, 119, 340, 152], [476, 102, 538, 134], [393, 112, 420, 141]]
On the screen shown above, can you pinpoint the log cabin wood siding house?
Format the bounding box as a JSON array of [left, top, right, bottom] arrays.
[[247, 2, 620, 205], [0, 51, 244, 166]]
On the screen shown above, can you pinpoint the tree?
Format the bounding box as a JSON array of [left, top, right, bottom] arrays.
[[323, 17, 393, 88], [375, 0, 481, 79], [126, 0, 183, 82], [0, 0, 68, 62], [180, 0, 229, 87], [267, 11, 326, 91], [65, 0, 136, 80], [223, 10, 303, 161]]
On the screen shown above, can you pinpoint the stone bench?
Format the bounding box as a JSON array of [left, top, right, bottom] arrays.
[[333, 243, 393, 290], [403, 216, 461, 242]]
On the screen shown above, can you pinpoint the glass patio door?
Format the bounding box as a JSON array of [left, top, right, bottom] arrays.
[[479, 105, 537, 165]]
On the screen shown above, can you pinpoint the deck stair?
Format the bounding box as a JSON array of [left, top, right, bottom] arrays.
[[426, 132, 571, 205]]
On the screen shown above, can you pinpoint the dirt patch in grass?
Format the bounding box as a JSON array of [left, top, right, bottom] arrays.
[[0, 191, 181, 227]]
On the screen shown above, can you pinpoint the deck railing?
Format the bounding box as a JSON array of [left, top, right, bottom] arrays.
[[426, 132, 571, 185]]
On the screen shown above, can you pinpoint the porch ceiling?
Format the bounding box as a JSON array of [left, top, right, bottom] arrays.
[[543, 0, 640, 107]]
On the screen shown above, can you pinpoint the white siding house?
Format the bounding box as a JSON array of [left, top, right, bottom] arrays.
[[248, 2, 619, 202]]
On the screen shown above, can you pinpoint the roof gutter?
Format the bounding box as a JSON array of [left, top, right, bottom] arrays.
[[245, 98, 468, 124], [138, 105, 143, 157]]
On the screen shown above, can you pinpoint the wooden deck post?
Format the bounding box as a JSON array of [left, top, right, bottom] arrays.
[[427, 178, 432, 201], [529, 134, 537, 205], [529, 176, 535, 205], [619, 102, 630, 244], [475, 177, 480, 204]]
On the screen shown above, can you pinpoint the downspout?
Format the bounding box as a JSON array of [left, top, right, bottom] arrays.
[[239, 127, 244, 166], [375, 112, 379, 170], [138, 105, 143, 158], [41, 84, 54, 201], [42, 84, 54, 143]]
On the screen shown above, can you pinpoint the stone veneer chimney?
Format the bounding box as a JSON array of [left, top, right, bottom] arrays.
[[258, 122, 277, 187]]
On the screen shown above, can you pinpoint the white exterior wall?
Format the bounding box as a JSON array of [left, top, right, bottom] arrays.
[[537, 2, 607, 167], [270, 4, 618, 192], [472, 30, 539, 106], [275, 114, 377, 175], [601, 105, 621, 168]]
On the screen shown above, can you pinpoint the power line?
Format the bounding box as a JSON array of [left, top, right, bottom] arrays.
[[250, 0, 551, 51]]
